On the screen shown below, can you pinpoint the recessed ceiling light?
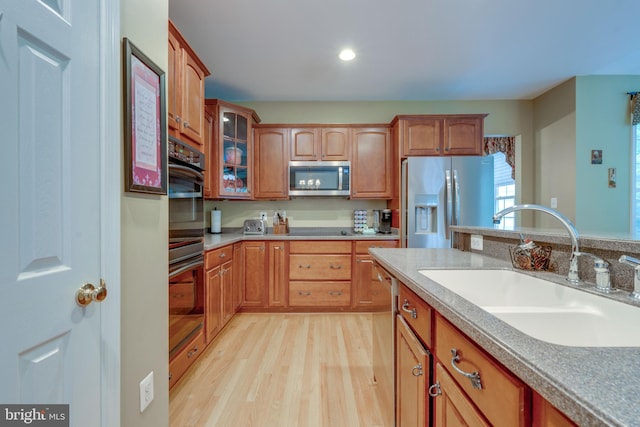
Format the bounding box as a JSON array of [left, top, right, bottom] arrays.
[[339, 49, 356, 61]]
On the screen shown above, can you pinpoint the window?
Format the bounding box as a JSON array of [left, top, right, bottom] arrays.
[[492, 152, 515, 230]]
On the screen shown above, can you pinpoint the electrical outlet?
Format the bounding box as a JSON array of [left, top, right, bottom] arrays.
[[259, 211, 267, 221], [550, 197, 558, 209], [139, 371, 154, 413], [470, 234, 483, 251]]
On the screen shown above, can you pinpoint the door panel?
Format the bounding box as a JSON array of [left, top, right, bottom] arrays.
[[0, 1, 103, 424]]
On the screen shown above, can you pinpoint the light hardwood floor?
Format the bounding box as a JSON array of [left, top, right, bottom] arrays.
[[169, 313, 391, 427]]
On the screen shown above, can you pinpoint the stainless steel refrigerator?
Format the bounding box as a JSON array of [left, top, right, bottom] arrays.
[[401, 156, 495, 248]]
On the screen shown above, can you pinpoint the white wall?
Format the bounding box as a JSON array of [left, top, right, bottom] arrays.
[[120, 1, 169, 427]]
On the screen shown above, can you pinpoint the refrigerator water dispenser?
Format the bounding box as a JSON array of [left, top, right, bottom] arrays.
[[413, 194, 438, 234], [415, 204, 437, 234]]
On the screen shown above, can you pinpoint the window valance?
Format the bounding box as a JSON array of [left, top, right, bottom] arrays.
[[484, 136, 515, 179]]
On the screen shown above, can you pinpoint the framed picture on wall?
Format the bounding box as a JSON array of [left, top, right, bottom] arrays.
[[123, 38, 167, 194], [590, 149, 603, 165]]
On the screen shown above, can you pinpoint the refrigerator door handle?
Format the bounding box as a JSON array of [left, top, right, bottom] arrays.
[[445, 169, 452, 240], [453, 169, 460, 226]]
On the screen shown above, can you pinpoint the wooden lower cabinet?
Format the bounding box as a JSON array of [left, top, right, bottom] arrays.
[[394, 282, 577, 427], [240, 241, 288, 310], [288, 241, 352, 308], [353, 240, 398, 309], [433, 362, 490, 426], [289, 281, 351, 306], [205, 264, 222, 342], [396, 315, 430, 427], [169, 329, 205, 389], [204, 244, 234, 343], [532, 392, 577, 427], [235, 239, 400, 311], [232, 243, 243, 311], [221, 258, 234, 325], [241, 241, 267, 308], [268, 242, 287, 307], [435, 313, 529, 427]]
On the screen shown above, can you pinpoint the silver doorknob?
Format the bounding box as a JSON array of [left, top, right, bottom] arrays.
[[76, 279, 108, 306]]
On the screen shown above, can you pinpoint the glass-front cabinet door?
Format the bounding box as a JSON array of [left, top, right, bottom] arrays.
[[221, 110, 250, 197], [204, 99, 260, 200]]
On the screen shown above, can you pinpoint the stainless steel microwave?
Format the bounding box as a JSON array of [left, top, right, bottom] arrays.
[[289, 161, 350, 196]]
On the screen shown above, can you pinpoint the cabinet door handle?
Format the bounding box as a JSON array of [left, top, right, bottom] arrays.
[[329, 264, 342, 269], [187, 345, 199, 358], [298, 264, 312, 269], [298, 291, 311, 296], [428, 382, 442, 397], [328, 291, 343, 296], [219, 253, 226, 258], [183, 121, 190, 129], [175, 116, 181, 124], [401, 299, 417, 319], [450, 348, 482, 389], [411, 363, 423, 377]]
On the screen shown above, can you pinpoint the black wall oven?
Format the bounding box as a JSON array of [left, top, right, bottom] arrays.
[[168, 137, 205, 358]]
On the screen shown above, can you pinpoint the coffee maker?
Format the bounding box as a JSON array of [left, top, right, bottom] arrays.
[[379, 209, 392, 234]]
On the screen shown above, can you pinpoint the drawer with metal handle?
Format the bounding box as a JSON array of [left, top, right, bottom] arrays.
[[289, 254, 352, 280], [289, 282, 351, 307], [434, 313, 529, 427], [398, 283, 433, 348]]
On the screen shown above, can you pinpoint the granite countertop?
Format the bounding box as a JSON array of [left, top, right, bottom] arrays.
[[204, 227, 399, 251], [453, 225, 640, 253], [369, 248, 640, 427]]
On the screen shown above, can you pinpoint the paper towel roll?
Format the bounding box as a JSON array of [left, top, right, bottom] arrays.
[[211, 209, 221, 234]]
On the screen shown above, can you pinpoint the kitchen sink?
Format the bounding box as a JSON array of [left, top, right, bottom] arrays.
[[419, 269, 640, 347]]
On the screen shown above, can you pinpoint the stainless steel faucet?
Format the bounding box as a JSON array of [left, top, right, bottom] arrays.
[[492, 204, 581, 283], [618, 255, 640, 300]]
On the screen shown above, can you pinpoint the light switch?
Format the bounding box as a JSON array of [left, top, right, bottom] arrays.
[[550, 197, 558, 208]]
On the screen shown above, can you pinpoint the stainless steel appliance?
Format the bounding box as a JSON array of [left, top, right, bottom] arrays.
[[168, 137, 206, 358], [288, 161, 350, 196], [401, 156, 494, 248], [372, 264, 397, 426], [379, 209, 392, 234], [243, 219, 266, 235]]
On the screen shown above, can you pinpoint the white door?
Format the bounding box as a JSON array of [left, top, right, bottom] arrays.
[[0, 0, 111, 425]]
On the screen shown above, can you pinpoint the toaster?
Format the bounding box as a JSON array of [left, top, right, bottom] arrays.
[[243, 219, 265, 235]]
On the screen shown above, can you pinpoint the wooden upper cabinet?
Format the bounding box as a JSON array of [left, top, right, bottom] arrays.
[[393, 114, 487, 157], [290, 128, 320, 160], [289, 127, 350, 161], [321, 127, 350, 160], [168, 20, 210, 149], [254, 127, 289, 199], [203, 108, 215, 198], [351, 127, 391, 199], [401, 116, 442, 156], [444, 116, 486, 155], [181, 53, 206, 144], [205, 99, 261, 200], [167, 29, 182, 136]]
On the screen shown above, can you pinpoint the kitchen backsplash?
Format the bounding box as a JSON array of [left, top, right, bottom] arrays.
[[204, 199, 387, 229]]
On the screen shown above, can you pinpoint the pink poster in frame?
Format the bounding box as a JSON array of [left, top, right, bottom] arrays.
[[123, 38, 167, 194]]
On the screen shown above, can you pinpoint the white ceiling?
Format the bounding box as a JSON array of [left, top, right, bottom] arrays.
[[169, 0, 640, 102]]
